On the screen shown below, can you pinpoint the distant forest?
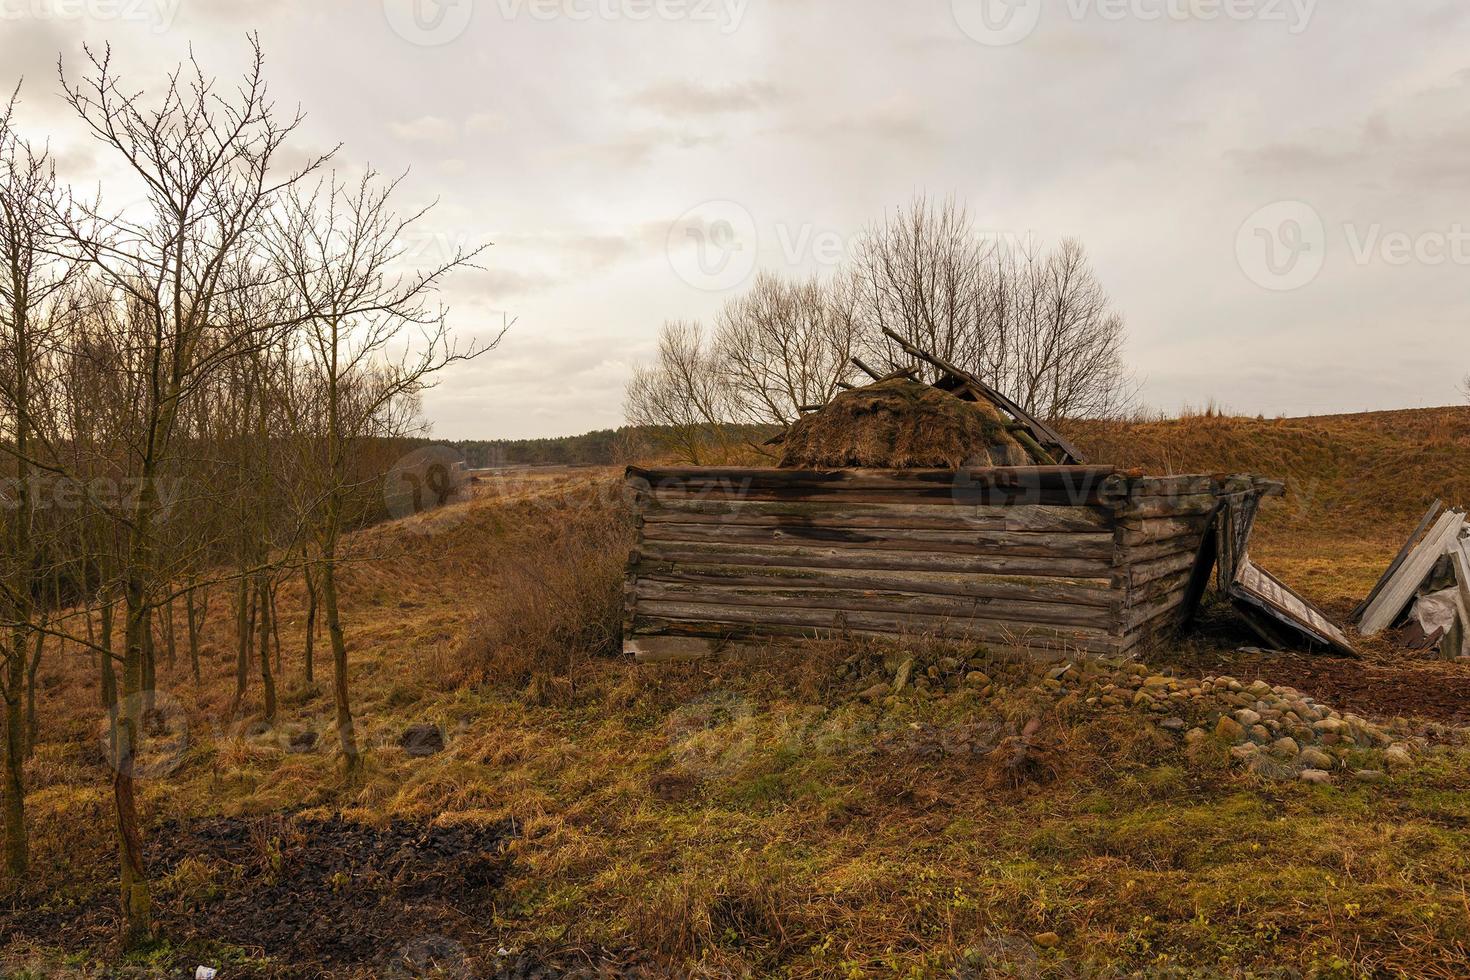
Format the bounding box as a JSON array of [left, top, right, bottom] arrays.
[[424, 424, 781, 467]]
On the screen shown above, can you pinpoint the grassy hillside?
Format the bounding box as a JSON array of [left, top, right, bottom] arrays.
[[5, 412, 1470, 977], [1071, 406, 1470, 611]]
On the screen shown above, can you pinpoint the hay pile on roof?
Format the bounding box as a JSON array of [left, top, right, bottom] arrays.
[[779, 378, 1039, 469]]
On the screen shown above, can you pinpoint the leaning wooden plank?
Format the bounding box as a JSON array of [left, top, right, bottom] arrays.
[[641, 523, 1117, 559], [635, 561, 1117, 606], [1360, 511, 1466, 636], [1352, 500, 1444, 622], [1231, 558, 1359, 656], [634, 580, 1118, 629]]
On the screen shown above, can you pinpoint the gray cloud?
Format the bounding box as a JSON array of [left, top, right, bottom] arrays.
[[629, 79, 780, 117]]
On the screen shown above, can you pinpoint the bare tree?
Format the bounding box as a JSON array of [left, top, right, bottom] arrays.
[[850, 195, 1132, 421], [716, 272, 858, 428], [851, 194, 988, 377], [56, 38, 327, 946], [624, 320, 738, 464], [271, 171, 495, 775], [0, 84, 73, 880]]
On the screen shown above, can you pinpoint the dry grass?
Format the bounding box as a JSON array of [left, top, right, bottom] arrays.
[[780, 379, 1033, 469], [9, 413, 1470, 976]]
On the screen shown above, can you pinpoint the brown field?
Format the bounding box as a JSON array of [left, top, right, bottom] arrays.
[[5, 407, 1470, 978]]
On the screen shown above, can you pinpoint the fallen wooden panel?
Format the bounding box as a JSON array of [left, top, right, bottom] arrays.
[[1230, 557, 1359, 657], [1359, 510, 1467, 636], [1353, 500, 1444, 622]]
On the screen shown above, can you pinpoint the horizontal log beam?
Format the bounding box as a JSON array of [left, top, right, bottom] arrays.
[[632, 560, 1118, 607], [642, 522, 1116, 559], [639, 497, 1114, 534], [638, 540, 1115, 580], [634, 580, 1118, 629]]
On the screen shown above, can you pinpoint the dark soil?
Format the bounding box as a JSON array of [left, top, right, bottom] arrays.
[[0, 812, 653, 978]]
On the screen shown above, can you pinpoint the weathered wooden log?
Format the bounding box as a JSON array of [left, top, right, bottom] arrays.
[[1115, 550, 1198, 589], [631, 606, 1120, 648], [639, 497, 1114, 533], [641, 522, 1117, 559], [632, 560, 1118, 607], [634, 580, 1118, 629], [638, 540, 1116, 580]]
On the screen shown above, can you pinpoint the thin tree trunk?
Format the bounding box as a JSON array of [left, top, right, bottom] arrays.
[[3, 628, 27, 878], [117, 578, 153, 946], [185, 587, 202, 684], [141, 610, 156, 715], [232, 576, 250, 714], [162, 598, 177, 667], [257, 577, 276, 723], [319, 553, 358, 774], [24, 624, 44, 759], [303, 565, 318, 685], [99, 598, 118, 761], [269, 583, 282, 676]]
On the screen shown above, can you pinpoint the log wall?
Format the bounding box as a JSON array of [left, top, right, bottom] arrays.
[[624, 467, 1280, 662]]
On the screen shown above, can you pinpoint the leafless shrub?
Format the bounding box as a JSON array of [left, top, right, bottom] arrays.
[[452, 491, 633, 694]]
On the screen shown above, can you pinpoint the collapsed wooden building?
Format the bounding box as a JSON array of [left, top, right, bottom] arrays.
[[622, 336, 1307, 662]]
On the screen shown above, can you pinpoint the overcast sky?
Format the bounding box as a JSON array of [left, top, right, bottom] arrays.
[[3, 0, 1468, 439]]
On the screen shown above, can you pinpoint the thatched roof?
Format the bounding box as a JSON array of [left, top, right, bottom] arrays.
[[779, 378, 1044, 469]]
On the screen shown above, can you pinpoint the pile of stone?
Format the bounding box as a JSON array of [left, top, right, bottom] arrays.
[[834, 648, 1430, 785]]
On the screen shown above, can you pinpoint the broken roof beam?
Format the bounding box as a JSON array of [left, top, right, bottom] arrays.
[[850, 356, 884, 382], [878, 327, 1088, 465]]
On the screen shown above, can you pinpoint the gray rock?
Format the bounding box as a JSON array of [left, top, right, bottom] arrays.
[[1270, 737, 1300, 758], [1353, 769, 1387, 784], [1160, 717, 1186, 732], [1234, 708, 1262, 727], [1299, 769, 1332, 785], [1385, 744, 1413, 768], [1215, 716, 1246, 741], [1297, 747, 1334, 770]]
